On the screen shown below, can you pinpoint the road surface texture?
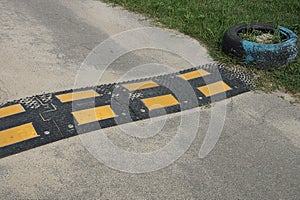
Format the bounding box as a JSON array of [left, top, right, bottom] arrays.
[[0, 0, 299, 199]]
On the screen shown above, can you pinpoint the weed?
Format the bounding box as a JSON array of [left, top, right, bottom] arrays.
[[238, 27, 286, 44]]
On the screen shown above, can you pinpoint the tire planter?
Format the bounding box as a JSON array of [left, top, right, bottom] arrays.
[[222, 23, 298, 69]]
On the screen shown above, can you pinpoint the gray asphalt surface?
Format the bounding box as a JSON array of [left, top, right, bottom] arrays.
[[0, 0, 299, 199]]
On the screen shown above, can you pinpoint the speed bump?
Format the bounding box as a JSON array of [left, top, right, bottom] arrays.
[[122, 80, 160, 91], [198, 81, 232, 97], [72, 105, 116, 125], [141, 94, 179, 110], [178, 69, 210, 80], [0, 63, 254, 158], [0, 123, 38, 148], [0, 104, 25, 119], [56, 90, 100, 103]]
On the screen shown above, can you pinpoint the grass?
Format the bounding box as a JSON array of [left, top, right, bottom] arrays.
[[103, 0, 300, 94]]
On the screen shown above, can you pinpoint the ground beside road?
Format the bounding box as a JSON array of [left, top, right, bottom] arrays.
[[105, 0, 300, 95], [0, 0, 299, 199]]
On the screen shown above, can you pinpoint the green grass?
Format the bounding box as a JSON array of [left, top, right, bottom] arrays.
[[103, 0, 300, 94]]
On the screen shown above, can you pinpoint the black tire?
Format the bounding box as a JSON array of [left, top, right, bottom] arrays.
[[222, 23, 298, 69]]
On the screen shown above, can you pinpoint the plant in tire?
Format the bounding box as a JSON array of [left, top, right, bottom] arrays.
[[222, 23, 298, 69]]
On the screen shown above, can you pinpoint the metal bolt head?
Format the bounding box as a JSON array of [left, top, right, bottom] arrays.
[[68, 124, 74, 129]]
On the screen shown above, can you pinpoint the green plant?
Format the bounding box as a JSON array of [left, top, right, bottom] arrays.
[[238, 27, 286, 44]]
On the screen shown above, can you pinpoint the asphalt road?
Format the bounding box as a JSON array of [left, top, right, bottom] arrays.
[[0, 0, 299, 199]]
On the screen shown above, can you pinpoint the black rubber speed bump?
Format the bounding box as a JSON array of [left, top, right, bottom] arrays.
[[0, 63, 254, 158]]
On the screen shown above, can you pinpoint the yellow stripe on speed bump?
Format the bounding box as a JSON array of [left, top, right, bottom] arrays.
[[0, 123, 39, 148], [122, 80, 160, 91], [72, 105, 116, 125], [178, 69, 210, 80], [198, 81, 232, 97], [0, 104, 25, 119], [56, 90, 100, 103], [142, 94, 179, 110]]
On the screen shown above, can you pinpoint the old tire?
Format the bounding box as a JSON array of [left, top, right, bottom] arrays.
[[222, 23, 298, 69]]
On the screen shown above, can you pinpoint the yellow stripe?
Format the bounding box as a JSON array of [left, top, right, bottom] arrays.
[[0, 104, 25, 119], [178, 69, 210, 80], [72, 105, 116, 125], [0, 123, 39, 148], [122, 80, 159, 91], [198, 81, 232, 97], [142, 94, 179, 110], [56, 90, 100, 103]]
